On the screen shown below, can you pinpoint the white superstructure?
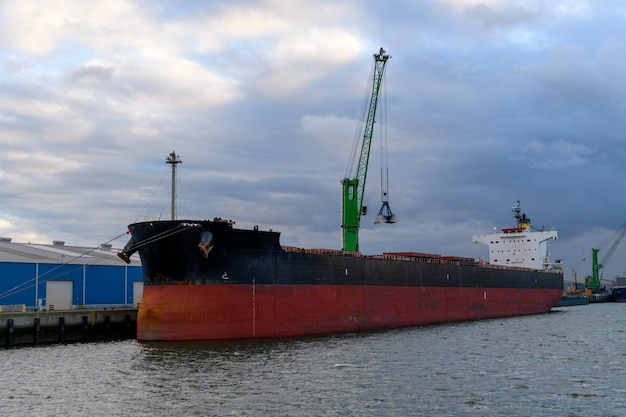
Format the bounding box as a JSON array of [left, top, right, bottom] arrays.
[[473, 201, 559, 270]]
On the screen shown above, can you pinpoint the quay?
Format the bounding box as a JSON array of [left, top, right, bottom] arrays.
[[0, 307, 138, 347]]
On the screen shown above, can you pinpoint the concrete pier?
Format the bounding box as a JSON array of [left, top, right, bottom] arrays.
[[0, 307, 138, 347]]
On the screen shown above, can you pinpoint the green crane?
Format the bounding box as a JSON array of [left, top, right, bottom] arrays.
[[341, 48, 391, 252], [585, 224, 626, 290]]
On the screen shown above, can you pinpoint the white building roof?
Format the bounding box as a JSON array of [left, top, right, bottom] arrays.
[[0, 239, 141, 266]]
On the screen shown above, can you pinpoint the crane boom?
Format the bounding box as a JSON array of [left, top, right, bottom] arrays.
[[341, 48, 390, 252], [586, 224, 626, 289]]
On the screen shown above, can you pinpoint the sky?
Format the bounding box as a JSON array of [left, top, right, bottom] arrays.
[[2, 0, 626, 281]]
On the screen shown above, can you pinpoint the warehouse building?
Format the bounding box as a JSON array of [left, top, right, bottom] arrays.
[[0, 238, 143, 310]]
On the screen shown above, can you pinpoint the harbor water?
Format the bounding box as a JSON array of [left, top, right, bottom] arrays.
[[2, 303, 625, 416]]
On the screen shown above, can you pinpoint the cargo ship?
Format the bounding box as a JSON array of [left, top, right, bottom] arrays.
[[118, 51, 562, 341], [118, 201, 563, 341]]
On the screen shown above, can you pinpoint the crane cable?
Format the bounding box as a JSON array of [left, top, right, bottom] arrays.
[[133, 167, 170, 223], [379, 71, 389, 202], [124, 223, 198, 253], [596, 222, 626, 250], [345, 60, 377, 179], [0, 223, 197, 301], [0, 231, 130, 301]]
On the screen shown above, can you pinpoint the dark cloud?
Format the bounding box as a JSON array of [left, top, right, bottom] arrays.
[[2, 0, 626, 281]]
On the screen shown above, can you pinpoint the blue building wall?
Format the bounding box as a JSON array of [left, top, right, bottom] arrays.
[[85, 265, 143, 305], [0, 263, 37, 305], [0, 261, 143, 307]]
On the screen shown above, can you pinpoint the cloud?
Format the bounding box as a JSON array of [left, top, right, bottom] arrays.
[[2, 0, 626, 282], [520, 139, 596, 169]]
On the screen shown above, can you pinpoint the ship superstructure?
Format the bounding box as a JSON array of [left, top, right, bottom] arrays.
[[473, 200, 559, 270]]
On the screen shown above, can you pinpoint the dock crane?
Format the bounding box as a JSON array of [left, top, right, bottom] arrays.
[[341, 48, 395, 252], [584, 224, 626, 291]]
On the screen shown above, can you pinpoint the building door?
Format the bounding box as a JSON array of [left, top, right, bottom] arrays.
[[46, 280, 73, 310], [133, 281, 144, 305]]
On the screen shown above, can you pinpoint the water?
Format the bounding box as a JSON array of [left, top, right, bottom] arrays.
[[2, 303, 625, 416]]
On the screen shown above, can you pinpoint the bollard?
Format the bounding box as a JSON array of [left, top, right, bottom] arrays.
[[34, 317, 41, 345], [6, 318, 14, 346], [125, 314, 132, 338], [59, 317, 65, 343], [104, 315, 111, 339], [81, 316, 89, 340]]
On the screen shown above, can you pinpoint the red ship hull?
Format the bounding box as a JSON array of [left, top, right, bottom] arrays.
[[137, 283, 562, 341], [120, 219, 564, 342]]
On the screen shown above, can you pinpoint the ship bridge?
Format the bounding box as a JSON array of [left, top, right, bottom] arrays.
[[473, 227, 558, 270]]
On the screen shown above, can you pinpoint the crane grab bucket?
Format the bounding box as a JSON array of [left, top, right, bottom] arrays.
[[374, 201, 397, 224]]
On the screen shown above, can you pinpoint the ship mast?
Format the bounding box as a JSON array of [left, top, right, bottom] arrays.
[[166, 151, 182, 220]]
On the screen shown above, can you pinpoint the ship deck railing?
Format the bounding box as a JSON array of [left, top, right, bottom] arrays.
[[281, 245, 560, 272], [281, 246, 475, 266]]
